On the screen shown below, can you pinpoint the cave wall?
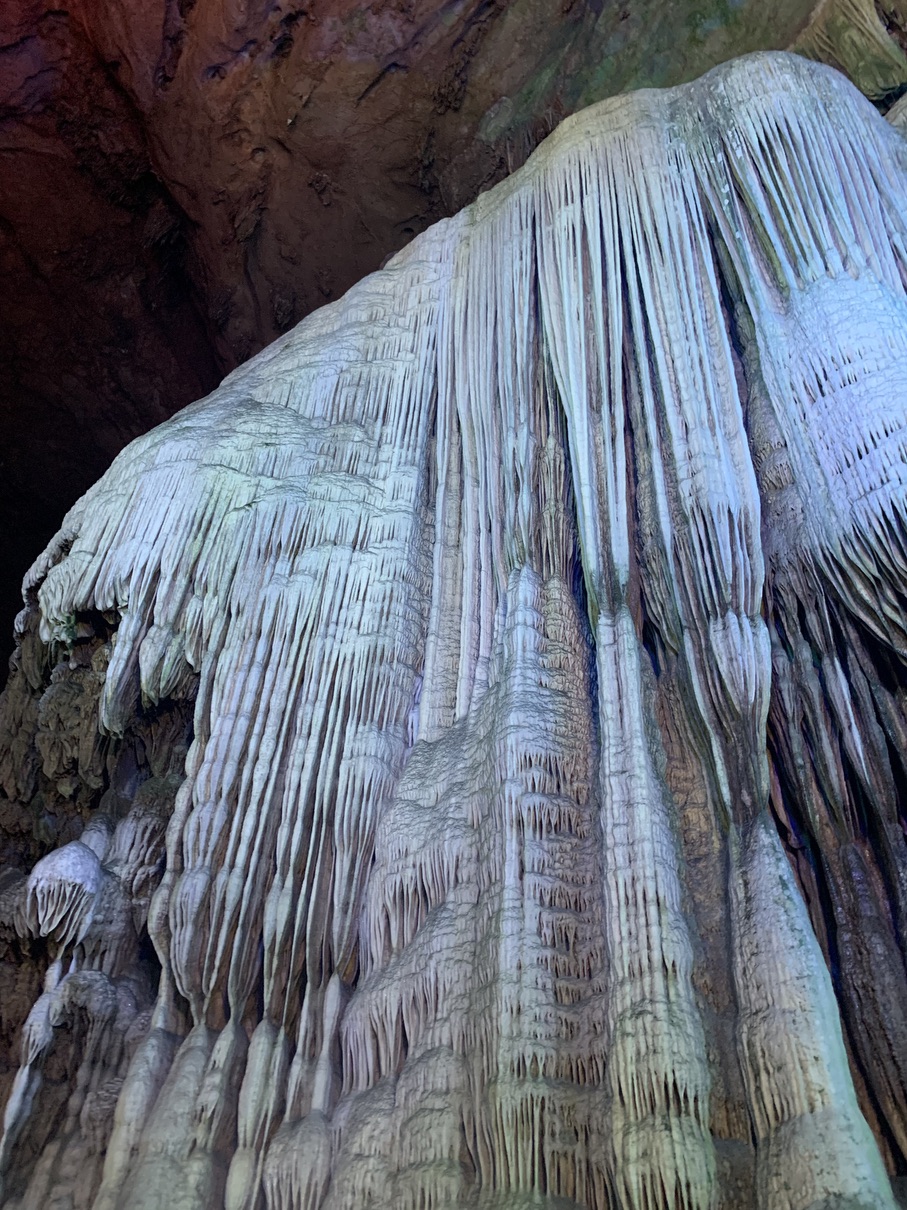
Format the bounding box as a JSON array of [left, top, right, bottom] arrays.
[[5, 0, 907, 646]]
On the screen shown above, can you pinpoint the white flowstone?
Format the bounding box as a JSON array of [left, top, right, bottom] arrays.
[[2, 48, 907, 1210]]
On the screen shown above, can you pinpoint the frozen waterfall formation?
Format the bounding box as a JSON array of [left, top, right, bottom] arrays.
[[2, 49, 907, 1210]]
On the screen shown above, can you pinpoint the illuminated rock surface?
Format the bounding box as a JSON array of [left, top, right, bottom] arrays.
[[2, 49, 907, 1210]]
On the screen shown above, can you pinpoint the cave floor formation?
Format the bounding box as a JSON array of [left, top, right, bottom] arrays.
[[3, 49, 907, 1210]]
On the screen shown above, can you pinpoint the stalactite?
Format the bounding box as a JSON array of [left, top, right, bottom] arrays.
[[1, 48, 907, 1210]]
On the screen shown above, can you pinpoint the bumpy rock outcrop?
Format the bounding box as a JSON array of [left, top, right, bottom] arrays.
[[2, 48, 907, 1210]]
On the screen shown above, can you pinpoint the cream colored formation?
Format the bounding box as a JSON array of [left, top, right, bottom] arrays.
[[1, 50, 907, 1210]]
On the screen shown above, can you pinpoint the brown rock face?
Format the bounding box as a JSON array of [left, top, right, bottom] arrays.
[[0, 0, 853, 647]]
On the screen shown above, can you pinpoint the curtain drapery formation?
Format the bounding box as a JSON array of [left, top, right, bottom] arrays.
[[2, 50, 907, 1210]]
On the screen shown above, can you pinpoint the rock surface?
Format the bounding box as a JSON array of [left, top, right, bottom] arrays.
[[5, 0, 907, 645], [2, 48, 907, 1210]]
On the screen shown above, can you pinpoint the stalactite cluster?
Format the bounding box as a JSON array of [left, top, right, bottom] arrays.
[[1, 49, 907, 1210]]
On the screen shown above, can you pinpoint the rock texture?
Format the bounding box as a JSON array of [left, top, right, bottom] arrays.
[[2, 46, 907, 1210], [6, 0, 907, 647]]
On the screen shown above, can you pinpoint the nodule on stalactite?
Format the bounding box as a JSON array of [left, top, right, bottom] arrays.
[[2, 47, 907, 1210]]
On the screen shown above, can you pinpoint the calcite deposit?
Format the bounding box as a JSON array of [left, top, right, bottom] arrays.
[[2, 47, 907, 1210]]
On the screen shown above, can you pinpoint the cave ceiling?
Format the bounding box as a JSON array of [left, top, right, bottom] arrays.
[[1, 0, 907, 650]]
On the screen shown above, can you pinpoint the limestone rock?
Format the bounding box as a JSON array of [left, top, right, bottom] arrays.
[[1, 47, 907, 1210]]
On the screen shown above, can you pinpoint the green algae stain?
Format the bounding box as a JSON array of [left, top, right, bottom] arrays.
[[484, 0, 820, 151]]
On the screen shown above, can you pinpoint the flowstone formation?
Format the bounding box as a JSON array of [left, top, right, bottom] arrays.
[[2, 48, 907, 1210]]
